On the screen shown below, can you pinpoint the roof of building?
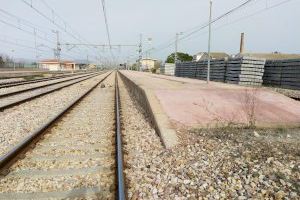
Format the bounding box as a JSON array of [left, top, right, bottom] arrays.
[[194, 52, 229, 59], [238, 52, 300, 60], [39, 59, 75, 64], [141, 58, 158, 61]]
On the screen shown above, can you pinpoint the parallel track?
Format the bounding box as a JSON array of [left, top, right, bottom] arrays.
[[0, 71, 126, 199], [0, 72, 104, 111], [0, 71, 93, 89], [0, 72, 100, 98]]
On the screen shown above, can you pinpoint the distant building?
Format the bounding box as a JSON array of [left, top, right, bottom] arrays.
[[235, 52, 300, 60], [193, 52, 229, 61], [38, 59, 76, 71], [141, 58, 160, 71], [161, 63, 175, 76]]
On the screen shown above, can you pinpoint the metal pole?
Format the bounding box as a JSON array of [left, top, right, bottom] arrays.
[[138, 34, 143, 71], [207, 0, 212, 84], [34, 29, 38, 68], [56, 31, 61, 71], [175, 33, 178, 64], [11, 50, 15, 71], [53, 30, 61, 71]]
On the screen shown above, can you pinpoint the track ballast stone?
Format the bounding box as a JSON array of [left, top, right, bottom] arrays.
[[0, 72, 116, 199], [119, 76, 299, 199], [0, 72, 108, 157]]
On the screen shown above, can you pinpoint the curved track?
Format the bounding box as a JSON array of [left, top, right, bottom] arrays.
[[0, 71, 126, 199]]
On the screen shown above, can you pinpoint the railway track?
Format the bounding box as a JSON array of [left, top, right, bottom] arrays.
[[0, 71, 126, 199], [0, 71, 93, 89], [0, 72, 101, 98], [0, 72, 105, 111]]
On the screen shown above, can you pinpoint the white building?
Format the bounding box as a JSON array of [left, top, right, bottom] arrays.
[[140, 58, 158, 71], [38, 59, 76, 71]]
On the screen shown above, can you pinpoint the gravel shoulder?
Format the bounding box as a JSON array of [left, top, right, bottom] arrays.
[[119, 74, 299, 199], [0, 71, 110, 157], [265, 86, 300, 99], [0, 72, 116, 199]]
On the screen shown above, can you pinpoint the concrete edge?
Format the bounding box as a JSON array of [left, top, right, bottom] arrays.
[[118, 71, 178, 149]]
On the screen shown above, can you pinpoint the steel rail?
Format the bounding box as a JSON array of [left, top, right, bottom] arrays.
[[0, 72, 100, 98], [0, 71, 93, 89], [0, 72, 104, 111], [115, 72, 126, 200], [0, 71, 112, 174]]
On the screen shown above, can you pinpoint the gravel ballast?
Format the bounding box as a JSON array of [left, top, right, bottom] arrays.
[[0, 72, 116, 199], [0, 72, 96, 95], [0, 72, 109, 157], [0, 74, 100, 108], [119, 75, 299, 199]]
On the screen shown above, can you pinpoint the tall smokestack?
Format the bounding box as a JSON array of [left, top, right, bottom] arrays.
[[240, 32, 245, 54]]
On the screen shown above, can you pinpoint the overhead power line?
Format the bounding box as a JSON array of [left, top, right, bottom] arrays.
[[180, 0, 256, 41], [0, 18, 54, 44], [0, 8, 56, 41], [183, 0, 294, 43], [143, 0, 293, 56], [100, 0, 112, 49], [21, 0, 102, 61], [22, 0, 79, 42]]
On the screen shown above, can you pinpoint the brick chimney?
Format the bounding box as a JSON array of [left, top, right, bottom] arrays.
[[240, 33, 245, 54]]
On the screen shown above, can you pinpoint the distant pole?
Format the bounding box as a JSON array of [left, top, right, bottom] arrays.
[[207, 0, 212, 84], [175, 32, 183, 64], [138, 34, 143, 71], [175, 33, 179, 64], [53, 30, 61, 70], [34, 28, 38, 68], [11, 50, 15, 71]]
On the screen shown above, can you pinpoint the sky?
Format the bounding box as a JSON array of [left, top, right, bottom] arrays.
[[0, 0, 299, 64]]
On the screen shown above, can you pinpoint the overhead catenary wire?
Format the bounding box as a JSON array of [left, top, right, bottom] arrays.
[[21, 0, 101, 61], [99, 0, 117, 66], [100, 0, 112, 49], [180, 0, 257, 41], [142, 0, 257, 56], [0, 11, 82, 60], [0, 8, 56, 41], [182, 0, 294, 43], [143, 0, 294, 57], [0, 18, 55, 45]]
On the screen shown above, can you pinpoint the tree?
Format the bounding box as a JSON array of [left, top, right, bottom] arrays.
[[166, 52, 193, 63], [0, 56, 4, 68], [131, 63, 138, 71]]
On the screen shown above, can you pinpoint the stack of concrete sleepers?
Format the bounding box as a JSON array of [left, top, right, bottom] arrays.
[[195, 59, 226, 82], [226, 56, 266, 86], [263, 59, 300, 90], [175, 62, 197, 78], [161, 63, 176, 76]]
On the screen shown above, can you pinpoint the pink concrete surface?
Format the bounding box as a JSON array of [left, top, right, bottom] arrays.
[[121, 71, 300, 128]]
